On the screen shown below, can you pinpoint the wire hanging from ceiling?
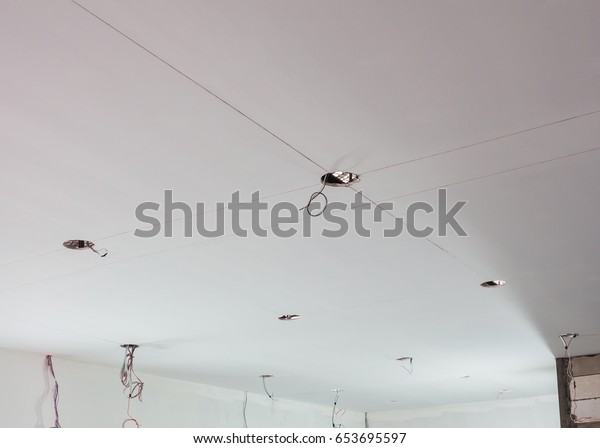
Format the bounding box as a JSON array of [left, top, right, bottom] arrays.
[[120, 344, 144, 428], [331, 389, 345, 428], [243, 391, 248, 428], [559, 333, 598, 424], [45, 355, 61, 428], [300, 181, 328, 217], [561, 333, 578, 423], [496, 389, 511, 400], [300, 172, 360, 217], [261, 375, 278, 401], [396, 357, 414, 375]]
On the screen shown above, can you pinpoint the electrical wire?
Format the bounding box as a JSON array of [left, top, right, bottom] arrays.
[[399, 358, 414, 375], [120, 345, 144, 428], [122, 399, 140, 428], [120, 345, 144, 399], [496, 389, 510, 400], [46, 355, 61, 428], [262, 376, 278, 401], [34, 360, 51, 428], [300, 181, 328, 217], [560, 334, 578, 422], [243, 391, 248, 428], [559, 333, 598, 424], [331, 390, 345, 428], [90, 245, 108, 257]]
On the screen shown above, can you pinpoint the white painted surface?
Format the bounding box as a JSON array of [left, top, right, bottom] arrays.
[[0, 0, 599, 412], [0, 347, 364, 428], [367, 396, 559, 428]]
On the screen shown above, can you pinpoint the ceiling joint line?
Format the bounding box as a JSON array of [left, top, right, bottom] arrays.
[[377, 145, 600, 203], [0, 231, 239, 296], [349, 187, 484, 277], [357, 146, 600, 275], [69, 0, 328, 173], [0, 217, 285, 296], [362, 108, 600, 176], [91, 184, 317, 242], [0, 183, 318, 271]]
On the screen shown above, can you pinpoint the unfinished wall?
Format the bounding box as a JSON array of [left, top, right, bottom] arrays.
[[557, 354, 600, 427]]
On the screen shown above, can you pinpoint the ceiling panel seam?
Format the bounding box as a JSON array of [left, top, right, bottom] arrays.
[[351, 187, 484, 277], [362, 109, 600, 175], [0, 181, 318, 270], [376, 145, 600, 203], [69, 0, 328, 173], [353, 145, 600, 277]]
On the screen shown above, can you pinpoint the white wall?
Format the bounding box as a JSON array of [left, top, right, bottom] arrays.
[[0, 347, 560, 428], [367, 395, 559, 428], [0, 347, 364, 428]]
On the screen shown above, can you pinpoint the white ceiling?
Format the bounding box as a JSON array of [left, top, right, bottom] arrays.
[[1, 0, 600, 413]]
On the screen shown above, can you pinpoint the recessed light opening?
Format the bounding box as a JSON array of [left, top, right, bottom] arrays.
[[301, 171, 360, 217], [63, 239, 107, 257], [321, 171, 360, 187], [278, 314, 301, 321], [480, 280, 506, 288]]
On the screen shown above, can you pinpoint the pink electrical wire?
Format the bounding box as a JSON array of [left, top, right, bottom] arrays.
[[121, 399, 140, 428], [120, 345, 143, 427], [46, 355, 61, 428]]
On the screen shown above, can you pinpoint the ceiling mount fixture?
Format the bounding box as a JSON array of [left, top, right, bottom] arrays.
[[321, 171, 360, 187], [480, 280, 506, 288], [301, 171, 361, 217], [559, 333, 579, 350], [63, 239, 108, 257], [278, 314, 301, 321]]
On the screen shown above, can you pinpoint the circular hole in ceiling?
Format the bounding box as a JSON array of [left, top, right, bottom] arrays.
[[321, 171, 360, 187], [480, 280, 506, 288], [278, 314, 301, 321]]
